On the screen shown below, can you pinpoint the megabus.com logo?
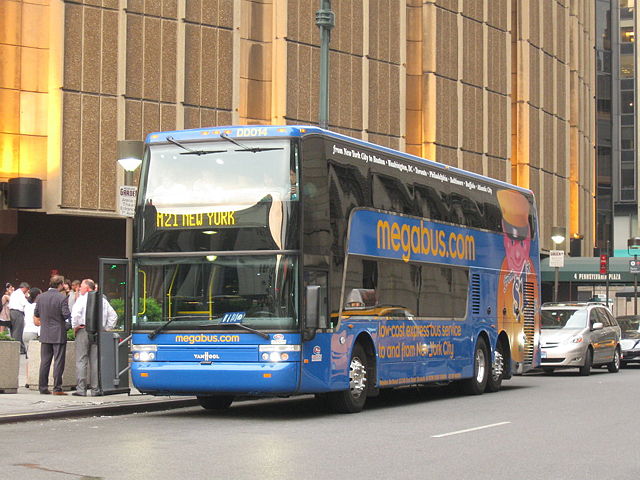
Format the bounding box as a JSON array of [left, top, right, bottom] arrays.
[[376, 219, 476, 263]]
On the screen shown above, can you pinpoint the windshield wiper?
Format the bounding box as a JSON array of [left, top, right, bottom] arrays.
[[215, 322, 270, 340], [147, 315, 205, 339], [219, 133, 284, 153], [166, 136, 226, 156]]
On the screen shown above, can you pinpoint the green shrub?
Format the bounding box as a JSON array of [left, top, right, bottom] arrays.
[[110, 297, 163, 327], [0, 331, 16, 341], [67, 329, 75, 341]]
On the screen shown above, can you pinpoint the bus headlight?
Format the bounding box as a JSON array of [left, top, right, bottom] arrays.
[[132, 345, 157, 362], [259, 344, 300, 362]]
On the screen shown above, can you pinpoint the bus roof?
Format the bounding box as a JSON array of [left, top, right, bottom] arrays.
[[145, 124, 533, 197]]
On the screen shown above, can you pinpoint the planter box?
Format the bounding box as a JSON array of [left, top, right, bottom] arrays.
[[0, 341, 20, 393], [27, 340, 76, 391]]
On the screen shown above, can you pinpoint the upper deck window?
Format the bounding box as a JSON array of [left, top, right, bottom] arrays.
[[142, 139, 294, 214]]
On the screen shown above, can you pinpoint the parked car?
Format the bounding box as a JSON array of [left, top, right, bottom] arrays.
[[616, 315, 640, 366], [540, 302, 621, 375]]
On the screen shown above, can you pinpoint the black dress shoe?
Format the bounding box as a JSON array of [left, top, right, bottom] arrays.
[[40, 390, 51, 395]]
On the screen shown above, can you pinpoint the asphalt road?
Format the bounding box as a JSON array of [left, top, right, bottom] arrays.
[[2, 365, 640, 480]]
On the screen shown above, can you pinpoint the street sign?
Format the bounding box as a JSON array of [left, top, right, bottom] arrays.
[[118, 185, 137, 217], [599, 254, 609, 275], [549, 250, 564, 268], [630, 259, 640, 274]]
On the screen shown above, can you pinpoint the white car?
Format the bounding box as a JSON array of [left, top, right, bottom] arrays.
[[540, 303, 621, 375]]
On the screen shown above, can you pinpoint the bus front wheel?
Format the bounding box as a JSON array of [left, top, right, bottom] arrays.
[[197, 395, 234, 410], [328, 343, 369, 413], [462, 337, 489, 395]]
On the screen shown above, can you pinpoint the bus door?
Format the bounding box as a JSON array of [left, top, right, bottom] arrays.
[[96, 258, 131, 395]]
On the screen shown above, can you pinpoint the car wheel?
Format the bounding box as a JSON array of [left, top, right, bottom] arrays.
[[197, 395, 234, 410], [485, 341, 504, 393], [328, 343, 369, 413], [542, 367, 555, 374], [607, 347, 621, 373], [462, 337, 489, 395], [579, 348, 592, 376]]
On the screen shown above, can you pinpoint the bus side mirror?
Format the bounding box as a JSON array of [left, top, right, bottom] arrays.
[[85, 291, 101, 335], [304, 285, 327, 341], [306, 286, 320, 329]]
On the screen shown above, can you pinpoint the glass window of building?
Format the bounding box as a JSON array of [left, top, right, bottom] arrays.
[[620, 53, 634, 77], [621, 127, 634, 149], [621, 91, 634, 113]]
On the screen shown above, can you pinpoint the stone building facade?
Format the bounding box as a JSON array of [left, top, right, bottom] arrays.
[[0, 0, 595, 285]]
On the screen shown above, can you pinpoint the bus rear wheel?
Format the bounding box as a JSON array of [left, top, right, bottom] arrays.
[[328, 343, 368, 413], [485, 342, 504, 393], [462, 337, 489, 395], [197, 395, 234, 410]]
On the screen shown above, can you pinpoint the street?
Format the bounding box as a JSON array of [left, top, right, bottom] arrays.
[[2, 366, 640, 480]]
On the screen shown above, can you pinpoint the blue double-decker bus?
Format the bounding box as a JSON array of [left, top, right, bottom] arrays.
[[130, 125, 540, 413]]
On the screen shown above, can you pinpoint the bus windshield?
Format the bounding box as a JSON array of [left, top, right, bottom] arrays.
[[134, 254, 298, 331], [142, 138, 295, 214]]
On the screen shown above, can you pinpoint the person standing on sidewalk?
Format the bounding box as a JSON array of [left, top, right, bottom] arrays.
[[0, 283, 13, 332], [71, 278, 117, 397], [67, 279, 81, 311], [34, 275, 70, 395], [22, 287, 42, 358], [8, 281, 30, 354]]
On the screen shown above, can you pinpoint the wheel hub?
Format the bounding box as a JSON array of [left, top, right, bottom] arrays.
[[476, 348, 486, 383], [492, 351, 504, 380], [350, 356, 367, 398]]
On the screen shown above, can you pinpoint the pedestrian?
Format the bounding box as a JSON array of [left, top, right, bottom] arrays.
[[71, 278, 117, 396], [23, 287, 42, 358], [67, 279, 81, 311], [33, 275, 71, 395], [0, 283, 13, 333], [8, 281, 30, 354]]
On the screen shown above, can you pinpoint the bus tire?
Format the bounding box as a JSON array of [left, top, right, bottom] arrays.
[[485, 341, 504, 393], [197, 395, 234, 410], [328, 343, 368, 413], [462, 337, 489, 395]]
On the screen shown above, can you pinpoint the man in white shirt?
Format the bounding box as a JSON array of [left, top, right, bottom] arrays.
[[8, 282, 30, 354], [71, 279, 118, 396]]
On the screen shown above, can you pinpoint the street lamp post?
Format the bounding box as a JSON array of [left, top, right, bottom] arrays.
[[628, 237, 640, 315], [316, 0, 334, 129], [551, 227, 566, 303], [117, 140, 143, 323]]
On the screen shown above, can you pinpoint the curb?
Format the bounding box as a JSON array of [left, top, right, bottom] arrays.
[[0, 398, 199, 425]]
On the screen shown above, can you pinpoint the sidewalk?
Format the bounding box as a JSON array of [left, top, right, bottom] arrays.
[[0, 355, 197, 425]]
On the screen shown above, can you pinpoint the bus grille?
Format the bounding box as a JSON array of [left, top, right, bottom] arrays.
[[522, 281, 536, 366], [470, 274, 481, 315]]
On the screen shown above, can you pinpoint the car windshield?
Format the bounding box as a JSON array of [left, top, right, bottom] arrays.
[[617, 317, 640, 339], [541, 309, 587, 329]]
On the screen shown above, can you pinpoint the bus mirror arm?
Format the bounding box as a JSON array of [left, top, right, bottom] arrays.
[[304, 286, 321, 341]]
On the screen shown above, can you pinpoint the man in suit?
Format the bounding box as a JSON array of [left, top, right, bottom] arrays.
[[34, 275, 71, 395]]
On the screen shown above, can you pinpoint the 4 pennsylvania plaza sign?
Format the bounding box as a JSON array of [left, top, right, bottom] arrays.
[[540, 256, 638, 283]]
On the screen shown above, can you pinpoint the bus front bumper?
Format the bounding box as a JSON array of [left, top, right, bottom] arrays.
[[131, 361, 299, 396]]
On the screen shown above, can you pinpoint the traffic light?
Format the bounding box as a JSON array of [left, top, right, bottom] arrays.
[[599, 254, 608, 275]]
